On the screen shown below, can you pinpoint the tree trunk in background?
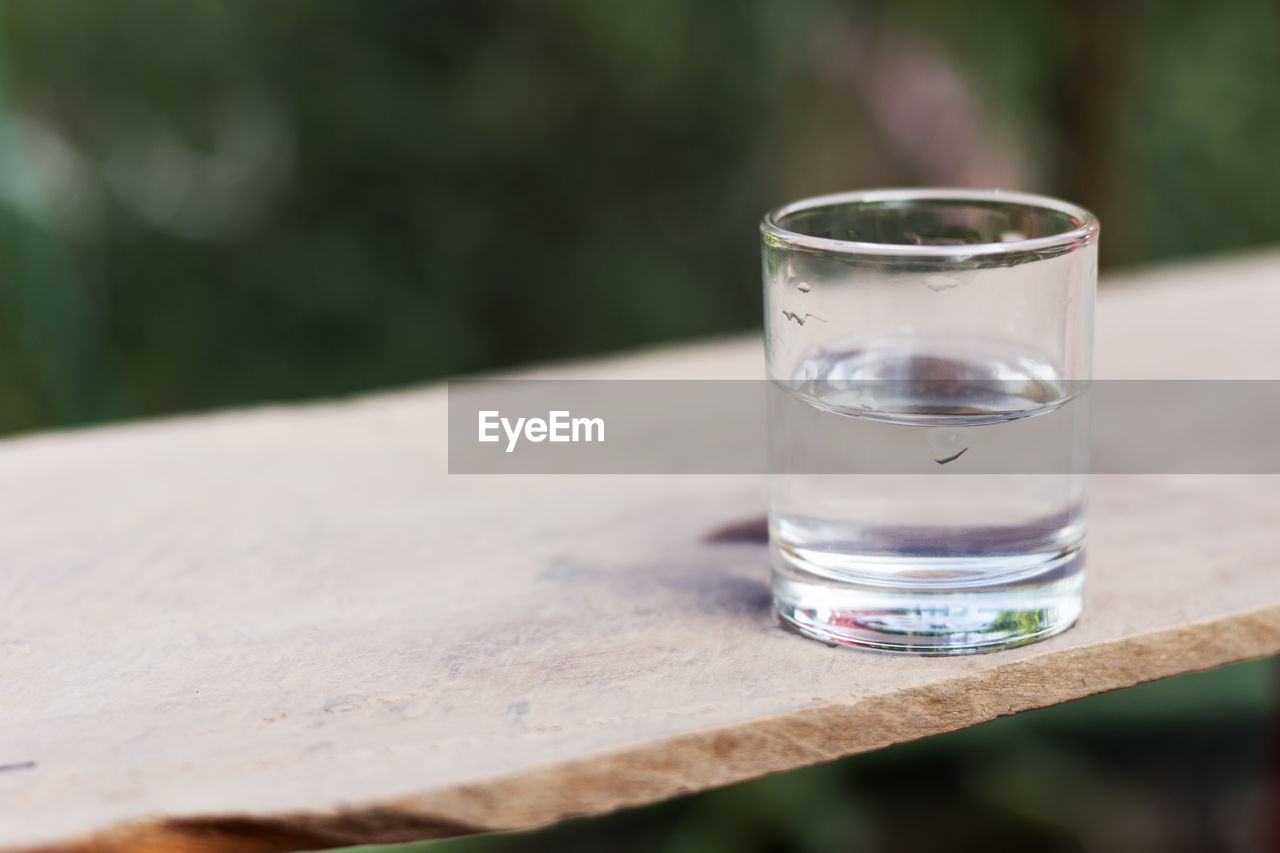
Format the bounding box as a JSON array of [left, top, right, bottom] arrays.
[[1058, 0, 1137, 269]]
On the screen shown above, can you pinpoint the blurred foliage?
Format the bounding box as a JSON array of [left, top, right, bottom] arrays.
[[338, 659, 1277, 853], [0, 0, 1276, 433]]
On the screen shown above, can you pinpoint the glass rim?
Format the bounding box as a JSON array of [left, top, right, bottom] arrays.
[[760, 187, 1099, 259]]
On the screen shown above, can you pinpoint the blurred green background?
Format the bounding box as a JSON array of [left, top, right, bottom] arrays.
[[1, 2, 1278, 849], [0, 0, 1277, 433]]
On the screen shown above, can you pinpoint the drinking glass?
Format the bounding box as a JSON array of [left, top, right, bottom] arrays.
[[761, 188, 1098, 653]]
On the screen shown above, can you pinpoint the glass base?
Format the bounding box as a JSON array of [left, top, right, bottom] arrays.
[[771, 545, 1084, 655]]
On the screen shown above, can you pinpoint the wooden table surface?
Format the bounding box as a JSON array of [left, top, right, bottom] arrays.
[[4, 250, 1280, 852]]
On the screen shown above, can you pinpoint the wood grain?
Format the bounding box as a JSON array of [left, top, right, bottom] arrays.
[[3, 250, 1280, 852]]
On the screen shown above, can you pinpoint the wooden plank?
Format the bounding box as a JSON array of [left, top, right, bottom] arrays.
[[3, 250, 1280, 852]]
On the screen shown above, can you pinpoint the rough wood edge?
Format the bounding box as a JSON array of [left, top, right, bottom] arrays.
[[17, 605, 1280, 853]]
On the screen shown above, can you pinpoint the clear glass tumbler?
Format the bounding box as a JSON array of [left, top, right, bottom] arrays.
[[761, 188, 1098, 653]]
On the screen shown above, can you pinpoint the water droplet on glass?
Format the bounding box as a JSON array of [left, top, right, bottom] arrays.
[[929, 429, 968, 464]]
